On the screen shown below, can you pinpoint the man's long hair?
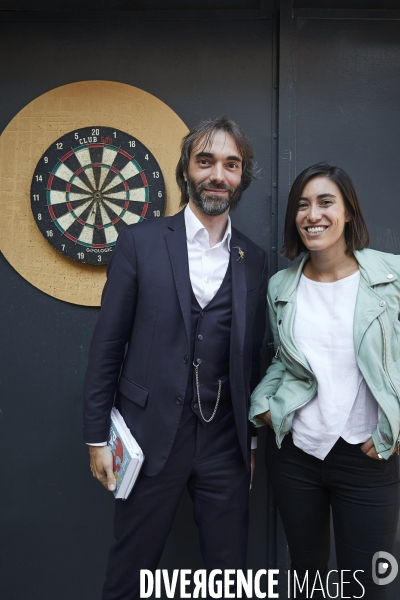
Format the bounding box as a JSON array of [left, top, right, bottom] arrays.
[[176, 116, 256, 209]]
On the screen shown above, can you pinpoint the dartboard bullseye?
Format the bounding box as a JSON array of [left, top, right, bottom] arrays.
[[30, 127, 166, 265]]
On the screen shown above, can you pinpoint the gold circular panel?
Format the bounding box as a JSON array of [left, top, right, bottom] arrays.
[[0, 81, 188, 306]]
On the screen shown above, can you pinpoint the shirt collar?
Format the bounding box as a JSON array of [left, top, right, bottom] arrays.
[[184, 204, 231, 249]]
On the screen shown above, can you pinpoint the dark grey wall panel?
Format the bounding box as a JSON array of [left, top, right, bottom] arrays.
[[294, 0, 400, 8], [295, 18, 400, 256], [0, 0, 261, 9], [278, 12, 400, 270], [0, 14, 273, 600]]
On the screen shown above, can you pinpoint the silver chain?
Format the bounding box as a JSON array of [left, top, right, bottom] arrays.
[[193, 361, 221, 423]]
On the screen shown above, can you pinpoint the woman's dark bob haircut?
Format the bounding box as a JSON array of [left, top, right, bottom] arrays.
[[281, 162, 370, 261], [176, 116, 256, 208]]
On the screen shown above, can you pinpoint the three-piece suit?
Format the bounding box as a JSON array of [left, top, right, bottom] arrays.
[[83, 208, 268, 599]]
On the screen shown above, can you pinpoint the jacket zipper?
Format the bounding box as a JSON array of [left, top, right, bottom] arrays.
[[378, 315, 400, 402], [276, 390, 316, 448], [279, 338, 313, 377], [378, 315, 400, 449], [275, 339, 316, 447]]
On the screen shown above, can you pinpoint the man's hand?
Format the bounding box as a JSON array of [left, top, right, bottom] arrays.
[[256, 410, 273, 429], [250, 449, 255, 490], [360, 437, 397, 460], [89, 445, 116, 491]]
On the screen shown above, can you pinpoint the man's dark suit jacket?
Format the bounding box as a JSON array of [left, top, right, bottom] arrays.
[[83, 209, 268, 476]]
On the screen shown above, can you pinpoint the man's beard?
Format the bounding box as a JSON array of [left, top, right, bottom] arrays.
[[186, 175, 243, 216]]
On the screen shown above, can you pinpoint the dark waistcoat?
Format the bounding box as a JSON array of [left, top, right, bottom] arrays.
[[180, 261, 233, 427]]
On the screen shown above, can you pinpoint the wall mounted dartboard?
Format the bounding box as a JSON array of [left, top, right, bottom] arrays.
[[30, 127, 166, 265], [0, 80, 188, 305]]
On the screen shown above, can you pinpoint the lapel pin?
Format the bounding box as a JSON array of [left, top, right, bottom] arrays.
[[233, 246, 245, 263]]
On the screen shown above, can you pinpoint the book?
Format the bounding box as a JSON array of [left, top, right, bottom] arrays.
[[108, 407, 144, 500]]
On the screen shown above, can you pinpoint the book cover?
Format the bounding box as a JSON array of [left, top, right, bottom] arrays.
[[108, 408, 144, 499], [108, 418, 134, 498]]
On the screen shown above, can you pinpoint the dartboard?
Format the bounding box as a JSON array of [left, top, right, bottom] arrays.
[[30, 127, 166, 265]]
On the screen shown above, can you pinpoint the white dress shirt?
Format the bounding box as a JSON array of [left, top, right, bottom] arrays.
[[89, 204, 257, 449], [184, 204, 231, 307]]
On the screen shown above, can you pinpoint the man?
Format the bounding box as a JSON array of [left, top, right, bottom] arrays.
[[84, 116, 268, 599]]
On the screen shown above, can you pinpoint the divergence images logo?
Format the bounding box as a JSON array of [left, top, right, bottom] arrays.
[[372, 552, 398, 586]]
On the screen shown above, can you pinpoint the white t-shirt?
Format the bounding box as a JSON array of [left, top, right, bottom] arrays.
[[291, 270, 380, 459]]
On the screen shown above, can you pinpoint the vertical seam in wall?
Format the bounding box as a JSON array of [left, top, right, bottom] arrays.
[[270, 7, 280, 277], [293, 15, 299, 181], [277, 0, 296, 272]]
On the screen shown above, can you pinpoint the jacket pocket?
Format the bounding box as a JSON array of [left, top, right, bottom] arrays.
[[247, 288, 259, 303], [118, 375, 149, 407]]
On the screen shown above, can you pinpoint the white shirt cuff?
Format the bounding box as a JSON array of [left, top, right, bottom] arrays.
[[86, 442, 107, 446]]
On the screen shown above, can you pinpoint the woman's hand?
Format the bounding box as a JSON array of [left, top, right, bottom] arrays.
[[256, 410, 273, 429], [360, 437, 398, 460]]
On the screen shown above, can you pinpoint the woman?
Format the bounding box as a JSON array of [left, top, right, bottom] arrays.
[[250, 163, 400, 599]]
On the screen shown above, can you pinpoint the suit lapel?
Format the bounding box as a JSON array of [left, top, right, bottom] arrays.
[[165, 210, 191, 344], [230, 229, 247, 355]]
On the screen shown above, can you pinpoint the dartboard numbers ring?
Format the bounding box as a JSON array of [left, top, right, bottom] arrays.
[[31, 126, 166, 265]]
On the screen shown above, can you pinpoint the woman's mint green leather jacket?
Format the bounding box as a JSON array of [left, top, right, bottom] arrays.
[[249, 248, 400, 460]]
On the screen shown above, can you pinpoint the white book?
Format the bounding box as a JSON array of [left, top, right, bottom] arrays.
[[108, 408, 144, 500], [113, 409, 143, 497]]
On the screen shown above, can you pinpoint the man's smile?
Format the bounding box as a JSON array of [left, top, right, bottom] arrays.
[[204, 187, 228, 195]]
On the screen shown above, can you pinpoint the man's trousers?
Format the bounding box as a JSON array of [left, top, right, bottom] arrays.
[[102, 406, 250, 600]]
